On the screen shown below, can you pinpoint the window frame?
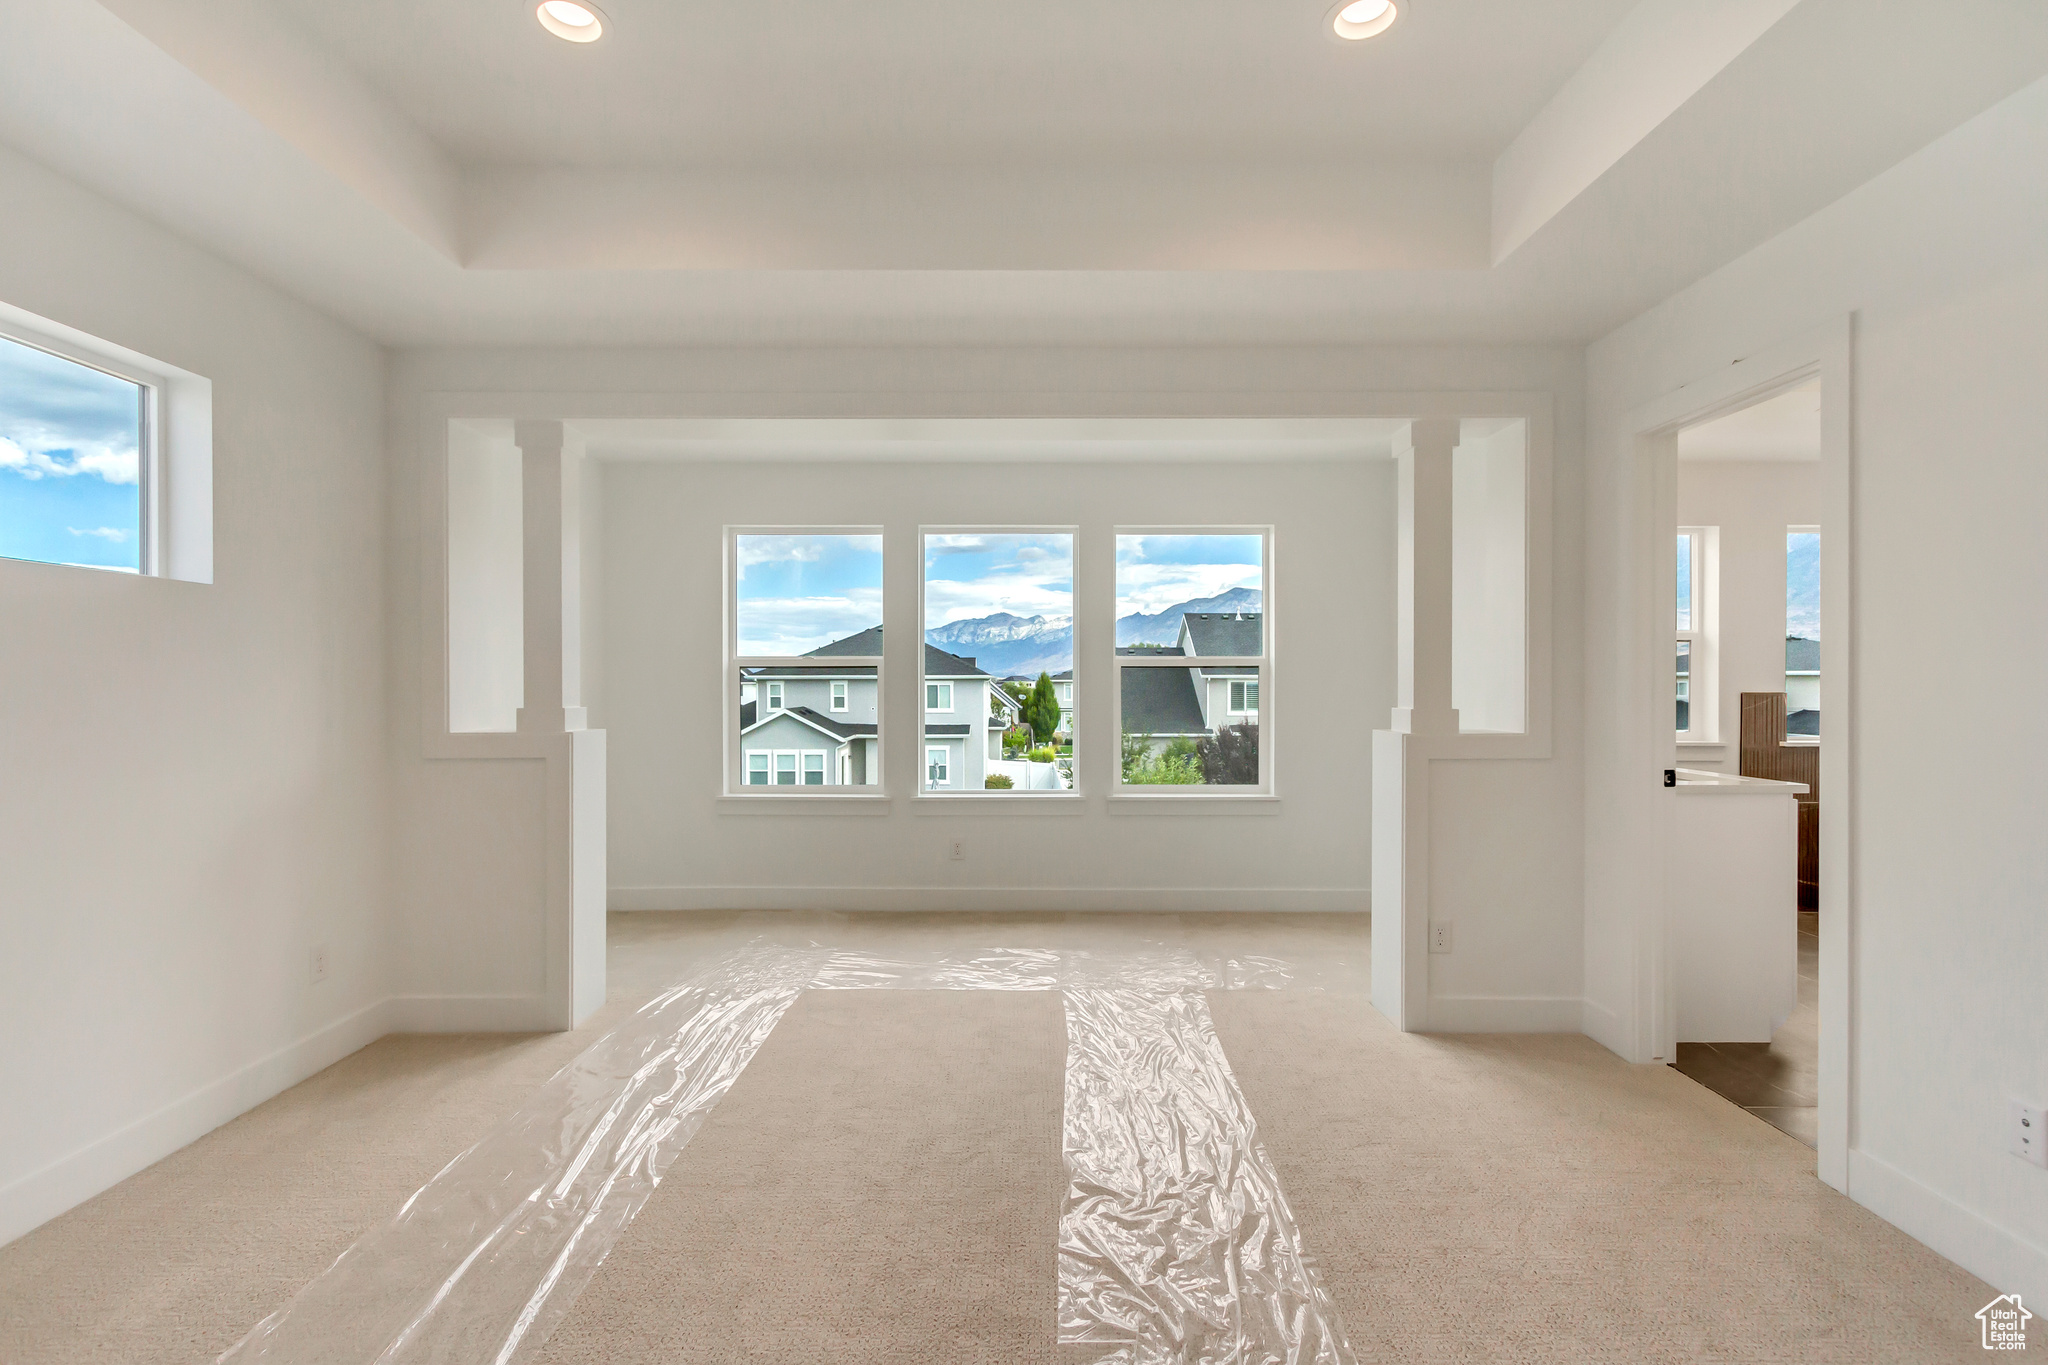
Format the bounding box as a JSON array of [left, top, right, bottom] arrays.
[[1784, 525, 1821, 745], [917, 524, 1081, 800], [0, 320, 161, 577], [926, 745, 951, 787], [765, 680, 784, 711], [924, 681, 953, 713], [830, 680, 848, 712], [726, 525, 886, 799], [1673, 526, 1719, 743], [1112, 525, 1274, 798], [1675, 530, 1698, 737]]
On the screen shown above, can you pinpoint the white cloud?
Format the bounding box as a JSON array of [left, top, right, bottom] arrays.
[[736, 588, 885, 655], [0, 434, 139, 484], [923, 569, 1074, 627], [1115, 563, 1261, 615], [67, 526, 130, 543], [735, 533, 881, 581]]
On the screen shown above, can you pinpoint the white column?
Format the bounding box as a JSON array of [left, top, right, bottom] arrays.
[[515, 419, 587, 735], [1393, 418, 1460, 736], [511, 419, 603, 1027], [1373, 418, 1461, 1031]]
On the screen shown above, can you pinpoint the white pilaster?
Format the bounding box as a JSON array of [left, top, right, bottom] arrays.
[[1374, 418, 1462, 1031], [1392, 418, 1460, 737], [515, 419, 588, 735], [511, 419, 604, 1026]]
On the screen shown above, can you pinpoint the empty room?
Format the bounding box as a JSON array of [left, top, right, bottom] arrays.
[[1, 2, 2044, 1361]]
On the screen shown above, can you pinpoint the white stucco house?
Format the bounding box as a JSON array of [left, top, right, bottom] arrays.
[[739, 626, 1011, 788]]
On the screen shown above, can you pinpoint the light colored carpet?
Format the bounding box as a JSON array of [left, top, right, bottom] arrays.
[[533, 989, 1064, 1365], [1205, 990, 1996, 1364], [0, 913, 748, 1365], [0, 912, 2003, 1365]]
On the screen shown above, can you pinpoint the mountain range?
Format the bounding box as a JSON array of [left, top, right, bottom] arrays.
[[923, 586, 1263, 677], [1114, 586, 1262, 647]]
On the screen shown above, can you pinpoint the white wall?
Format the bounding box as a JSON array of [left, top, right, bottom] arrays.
[[0, 144, 389, 1243], [386, 342, 1586, 1020], [1585, 74, 2048, 1303], [603, 458, 1381, 909], [1675, 460, 1820, 769]]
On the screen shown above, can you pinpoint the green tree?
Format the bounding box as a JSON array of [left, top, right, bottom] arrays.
[[1121, 729, 1202, 784], [1196, 722, 1258, 784], [1020, 671, 1062, 745]]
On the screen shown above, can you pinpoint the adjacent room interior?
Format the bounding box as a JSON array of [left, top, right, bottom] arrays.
[[2, 2, 2045, 1360]]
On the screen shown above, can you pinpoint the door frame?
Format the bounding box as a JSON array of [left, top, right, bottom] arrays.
[[1620, 316, 1854, 1190]]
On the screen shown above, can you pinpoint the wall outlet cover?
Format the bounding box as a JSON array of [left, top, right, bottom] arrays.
[[948, 840, 965, 861], [2013, 1100, 2046, 1168], [1429, 920, 1453, 954], [311, 946, 329, 983]]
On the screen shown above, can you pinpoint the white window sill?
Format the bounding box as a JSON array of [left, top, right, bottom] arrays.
[[1782, 736, 1820, 747], [1107, 794, 1281, 815], [717, 794, 893, 815], [1676, 740, 1727, 752], [910, 792, 1086, 815]]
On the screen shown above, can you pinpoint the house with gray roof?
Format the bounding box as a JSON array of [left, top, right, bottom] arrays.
[[1785, 636, 1819, 736], [1119, 612, 1262, 754], [739, 625, 1011, 788]]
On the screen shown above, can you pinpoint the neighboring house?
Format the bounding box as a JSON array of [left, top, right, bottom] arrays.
[[1785, 636, 1819, 736], [1000, 671, 1072, 741], [738, 625, 1005, 789], [1120, 612, 1261, 751]]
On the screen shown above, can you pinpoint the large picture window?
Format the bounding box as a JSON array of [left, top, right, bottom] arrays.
[[920, 529, 1075, 794], [1114, 529, 1270, 793], [729, 529, 885, 794], [0, 329, 149, 573]]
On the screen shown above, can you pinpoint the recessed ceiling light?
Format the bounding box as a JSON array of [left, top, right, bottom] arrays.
[[537, 0, 608, 43], [1328, 0, 1399, 41]]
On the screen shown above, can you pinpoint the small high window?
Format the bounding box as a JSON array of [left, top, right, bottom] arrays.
[[0, 330, 147, 573]]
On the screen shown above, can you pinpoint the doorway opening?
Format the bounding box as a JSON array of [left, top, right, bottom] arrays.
[[1663, 379, 1822, 1148]]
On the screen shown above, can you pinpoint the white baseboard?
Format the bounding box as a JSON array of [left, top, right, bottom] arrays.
[[0, 996, 393, 1248], [1849, 1148, 2048, 1305], [386, 994, 554, 1033], [609, 885, 1368, 914], [1579, 995, 1627, 1055], [1426, 993, 1585, 1033]]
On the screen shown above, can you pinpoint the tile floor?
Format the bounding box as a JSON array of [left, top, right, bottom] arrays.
[[1672, 909, 1819, 1147]]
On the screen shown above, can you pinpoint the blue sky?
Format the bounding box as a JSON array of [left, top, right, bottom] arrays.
[[1115, 533, 1263, 618], [1787, 531, 1820, 638], [923, 533, 1073, 629], [0, 334, 142, 572], [735, 533, 884, 654]]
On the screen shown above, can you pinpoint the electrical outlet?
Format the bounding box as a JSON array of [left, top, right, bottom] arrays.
[[2013, 1101, 2046, 1168], [1429, 920, 1453, 954], [948, 840, 965, 861], [311, 945, 329, 983]]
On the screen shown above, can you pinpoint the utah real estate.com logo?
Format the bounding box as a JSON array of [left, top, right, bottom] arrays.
[[1979, 1294, 2032, 1352]]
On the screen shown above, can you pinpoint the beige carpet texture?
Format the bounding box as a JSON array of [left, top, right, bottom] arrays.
[[534, 988, 1066, 1365], [0, 913, 2007, 1363], [1206, 989, 1997, 1364]]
